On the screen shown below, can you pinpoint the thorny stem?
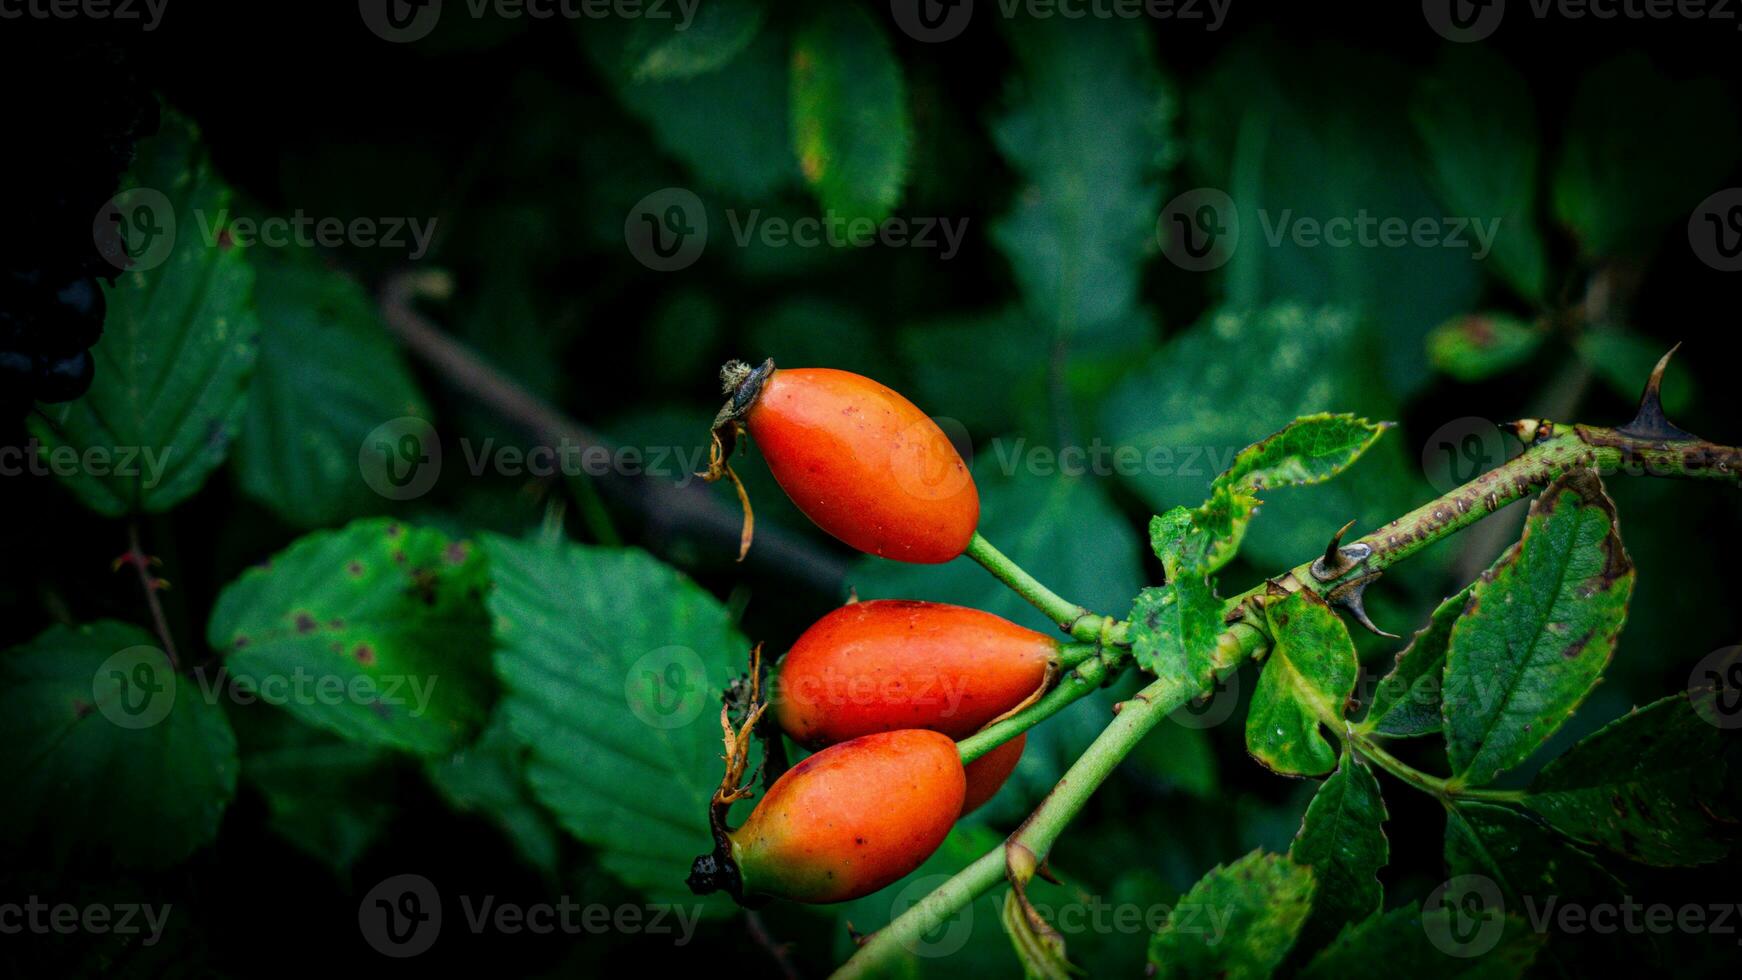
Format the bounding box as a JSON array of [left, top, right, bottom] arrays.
[[965, 532, 1118, 642], [841, 406, 1739, 977]]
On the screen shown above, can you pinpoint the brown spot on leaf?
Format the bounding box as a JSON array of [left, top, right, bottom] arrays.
[[347, 561, 365, 577], [294, 612, 318, 634], [355, 644, 376, 665]]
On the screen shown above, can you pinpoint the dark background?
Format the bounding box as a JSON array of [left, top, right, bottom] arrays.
[[4, 1, 1740, 976]]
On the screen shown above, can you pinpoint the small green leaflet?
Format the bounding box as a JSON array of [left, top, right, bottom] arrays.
[[1426, 313, 1547, 383], [1288, 750, 1389, 955], [1149, 413, 1387, 578], [1297, 903, 1542, 980], [1443, 470, 1635, 788], [1524, 692, 1734, 867], [1148, 850, 1315, 980], [790, 4, 912, 224], [1128, 582, 1223, 681], [207, 519, 494, 755], [1247, 590, 1359, 777], [1218, 412, 1391, 495], [1359, 583, 1474, 738], [0, 621, 237, 870], [30, 108, 258, 516], [485, 534, 750, 911]]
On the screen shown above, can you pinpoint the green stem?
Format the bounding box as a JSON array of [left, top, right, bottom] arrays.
[[1340, 725, 1523, 804], [966, 532, 1114, 642], [958, 655, 1109, 764]]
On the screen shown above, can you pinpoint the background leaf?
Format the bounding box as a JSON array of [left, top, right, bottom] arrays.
[[1147, 850, 1315, 980], [207, 518, 494, 754], [485, 533, 749, 910], [1524, 692, 1733, 866], [1297, 903, 1541, 980], [0, 622, 237, 870], [30, 110, 258, 515], [790, 5, 912, 224], [1359, 583, 1473, 739], [232, 250, 428, 527]]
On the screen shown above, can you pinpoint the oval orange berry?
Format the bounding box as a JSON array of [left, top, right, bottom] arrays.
[[775, 600, 1054, 814], [739, 366, 978, 563], [728, 730, 964, 904]]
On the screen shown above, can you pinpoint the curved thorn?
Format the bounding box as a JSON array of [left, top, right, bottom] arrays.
[[1328, 573, 1398, 638], [1617, 342, 1696, 441], [1311, 519, 1364, 581]]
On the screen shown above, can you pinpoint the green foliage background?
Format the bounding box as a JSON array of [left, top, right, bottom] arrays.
[[5, 4, 1741, 977]]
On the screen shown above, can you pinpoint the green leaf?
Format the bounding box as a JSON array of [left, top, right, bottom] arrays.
[[30, 110, 258, 515], [1191, 38, 1483, 397], [1360, 583, 1474, 738], [1411, 46, 1548, 302], [1102, 304, 1421, 572], [1426, 314, 1547, 383], [234, 704, 395, 878], [1297, 903, 1542, 980], [790, 5, 912, 224], [1289, 751, 1388, 954], [1148, 491, 1254, 580], [1001, 889, 1077, 979], [1128, 581, 1224, 681], [1247, 590, 1359, 777], [1147, 850, 1315, 980], [1444, 802, 1634, 971], [1553, 53, 1741, 258], [1442, 470, 1636, 788], [1524, 692, 1733, 867], [425, 709, 562, 876], [485, 534, 749, 909], [207, 519, 494, 755], [232, 250, 428, 527], [622, 0, 766, 81], [1218, 412, 1391, 495], [0, 622, 237, 869], [586, 27, 797, 199], [991, 18, 1174, 340]]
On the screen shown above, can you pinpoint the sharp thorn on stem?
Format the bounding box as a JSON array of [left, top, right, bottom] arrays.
[[1327, 572, 1397, 638], [1616, 343, 1697, 442], [1310, 519, 1371, 582]]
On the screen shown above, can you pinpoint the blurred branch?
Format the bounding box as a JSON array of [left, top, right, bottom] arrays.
[[377, 270, 848, 591]]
